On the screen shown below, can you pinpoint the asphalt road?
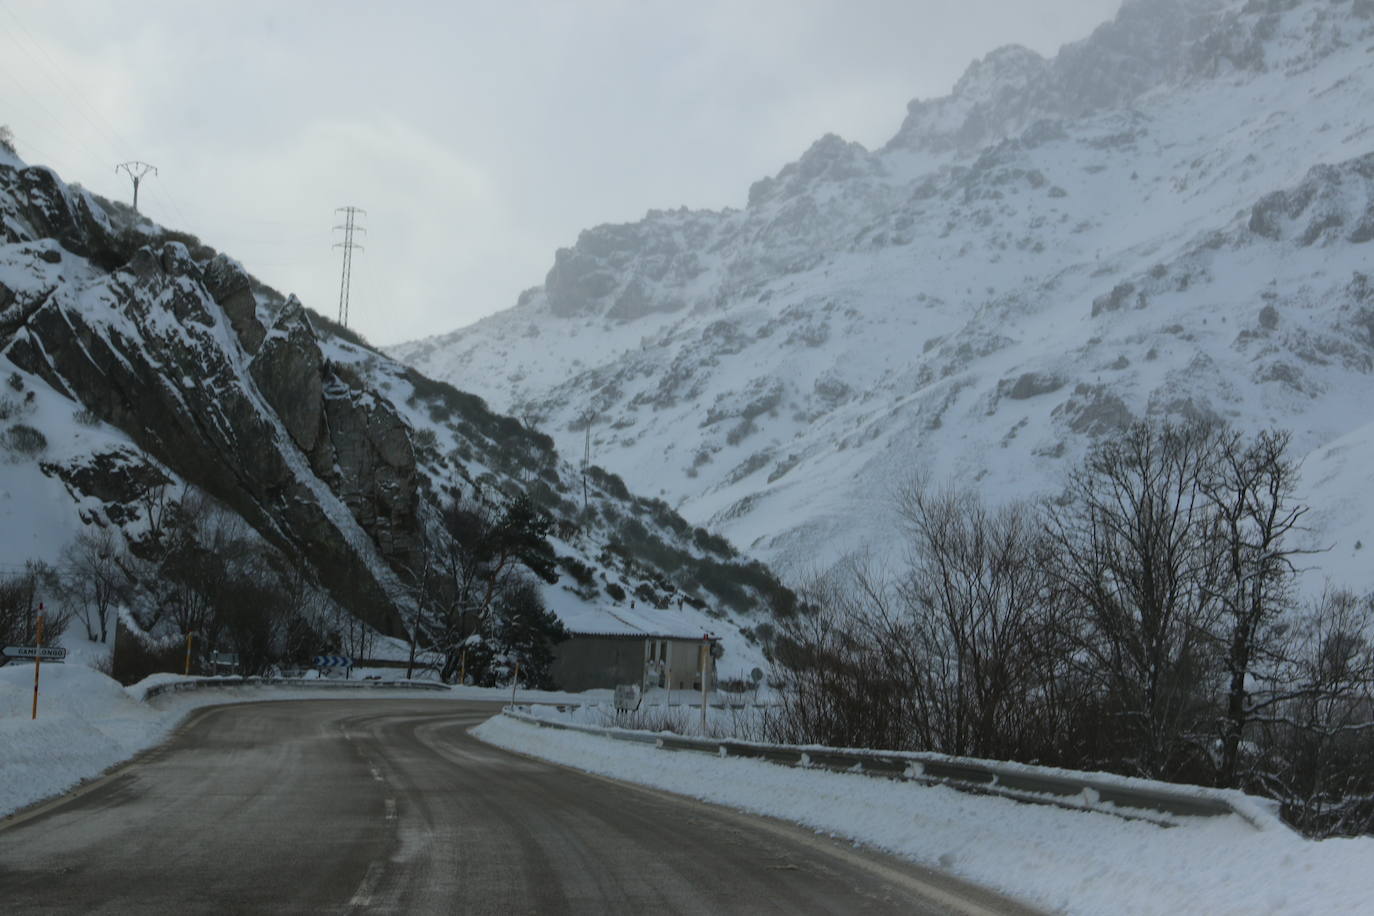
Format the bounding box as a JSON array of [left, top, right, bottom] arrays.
[[0, 699, 1036, 914]]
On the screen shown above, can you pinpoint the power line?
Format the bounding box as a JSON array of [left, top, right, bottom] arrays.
[[0, 2, 303, 255], [332, 206, 366, 327], [0, 1, 138, 153], [0, 9, 129, 182], [0, 58, 108, 174], [0, 2, 203, 232]]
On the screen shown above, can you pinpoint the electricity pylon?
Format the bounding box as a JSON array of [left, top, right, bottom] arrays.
[[115, 161, 157, 212], [333, 206, 366, 328]]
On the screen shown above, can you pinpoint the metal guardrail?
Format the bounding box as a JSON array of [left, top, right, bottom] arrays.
[[140, 676, 450, 701], [501, 706, 1287, 833], [517, 701, 781, 714]]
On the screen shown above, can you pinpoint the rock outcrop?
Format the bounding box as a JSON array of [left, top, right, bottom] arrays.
[[0, 165, 421, 634]]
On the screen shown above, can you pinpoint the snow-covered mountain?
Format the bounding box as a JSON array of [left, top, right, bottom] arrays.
[[0, 146, 786, 676], [394, 0, 1374, 591]]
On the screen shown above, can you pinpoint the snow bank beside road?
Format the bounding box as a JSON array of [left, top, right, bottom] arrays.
[[473, 714, 1374, 915], [1, 665, 160, 819]]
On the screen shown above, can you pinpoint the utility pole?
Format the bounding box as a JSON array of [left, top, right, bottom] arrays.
[[333, 206, 366, 327], [115, 161, 157, 213]]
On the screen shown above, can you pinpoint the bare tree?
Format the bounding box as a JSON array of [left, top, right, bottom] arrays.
[[0, 563, 66, 648], [1199, 428, 1309, 787], [760, 422, 1373, 835], [60, 528, 128, 644], [1047, 422, 1223, 778], [155, 489, 252, 639], [767, 564, 921, 750], [893, 482, 1065, 759], [1249, 590, 1374, 836]]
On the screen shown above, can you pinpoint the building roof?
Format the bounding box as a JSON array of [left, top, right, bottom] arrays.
[[546, 591, 716, 641]]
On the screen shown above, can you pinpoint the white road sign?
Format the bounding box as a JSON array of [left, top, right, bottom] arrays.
[[3, 645, 67, 661]]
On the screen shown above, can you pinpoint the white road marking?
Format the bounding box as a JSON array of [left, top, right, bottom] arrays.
[[347, 860, 384, 908]]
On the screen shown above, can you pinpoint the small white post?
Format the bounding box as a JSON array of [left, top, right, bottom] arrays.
[[665, 642, 672, 707]]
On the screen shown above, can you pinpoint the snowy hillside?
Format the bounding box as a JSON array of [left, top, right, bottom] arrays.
[[0, 142, 784, 680], [394, 0, 1374, 592]]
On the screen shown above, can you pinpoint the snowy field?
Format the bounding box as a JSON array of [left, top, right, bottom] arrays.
[[474, 714, 1374, 915]]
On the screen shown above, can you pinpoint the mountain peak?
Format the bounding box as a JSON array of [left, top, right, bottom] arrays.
[[950, 44, 1048, 102], [880, 0, 1359, 154], [747, 133, 877, 208]]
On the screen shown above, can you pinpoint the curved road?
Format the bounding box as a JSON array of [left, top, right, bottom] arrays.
[[0, 699, 1035, 914]]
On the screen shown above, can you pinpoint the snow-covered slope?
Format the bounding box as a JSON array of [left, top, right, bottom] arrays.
[[394, 0, 1374, 590]]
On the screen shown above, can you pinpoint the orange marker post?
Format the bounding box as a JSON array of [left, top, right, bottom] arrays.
[[184, 632, 194, 676], [31, 608, 44, 721]]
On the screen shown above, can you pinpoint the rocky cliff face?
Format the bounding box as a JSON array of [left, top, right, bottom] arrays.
[[393, 0, 1374, 592], [0, 148, 784, 663], [0, 173, 421, 632]]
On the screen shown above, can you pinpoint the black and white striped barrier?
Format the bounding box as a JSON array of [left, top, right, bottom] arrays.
[[500, 706, 1288, 833]]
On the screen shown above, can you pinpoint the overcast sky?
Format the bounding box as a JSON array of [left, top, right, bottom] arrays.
[[0, 0, 1122, 346]]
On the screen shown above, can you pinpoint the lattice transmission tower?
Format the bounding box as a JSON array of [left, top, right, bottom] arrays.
[[333, 206, 366, 327], [115, 161, 157, 212]]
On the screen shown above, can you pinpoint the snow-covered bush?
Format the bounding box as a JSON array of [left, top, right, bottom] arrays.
[[5, 424, 47, 456]]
